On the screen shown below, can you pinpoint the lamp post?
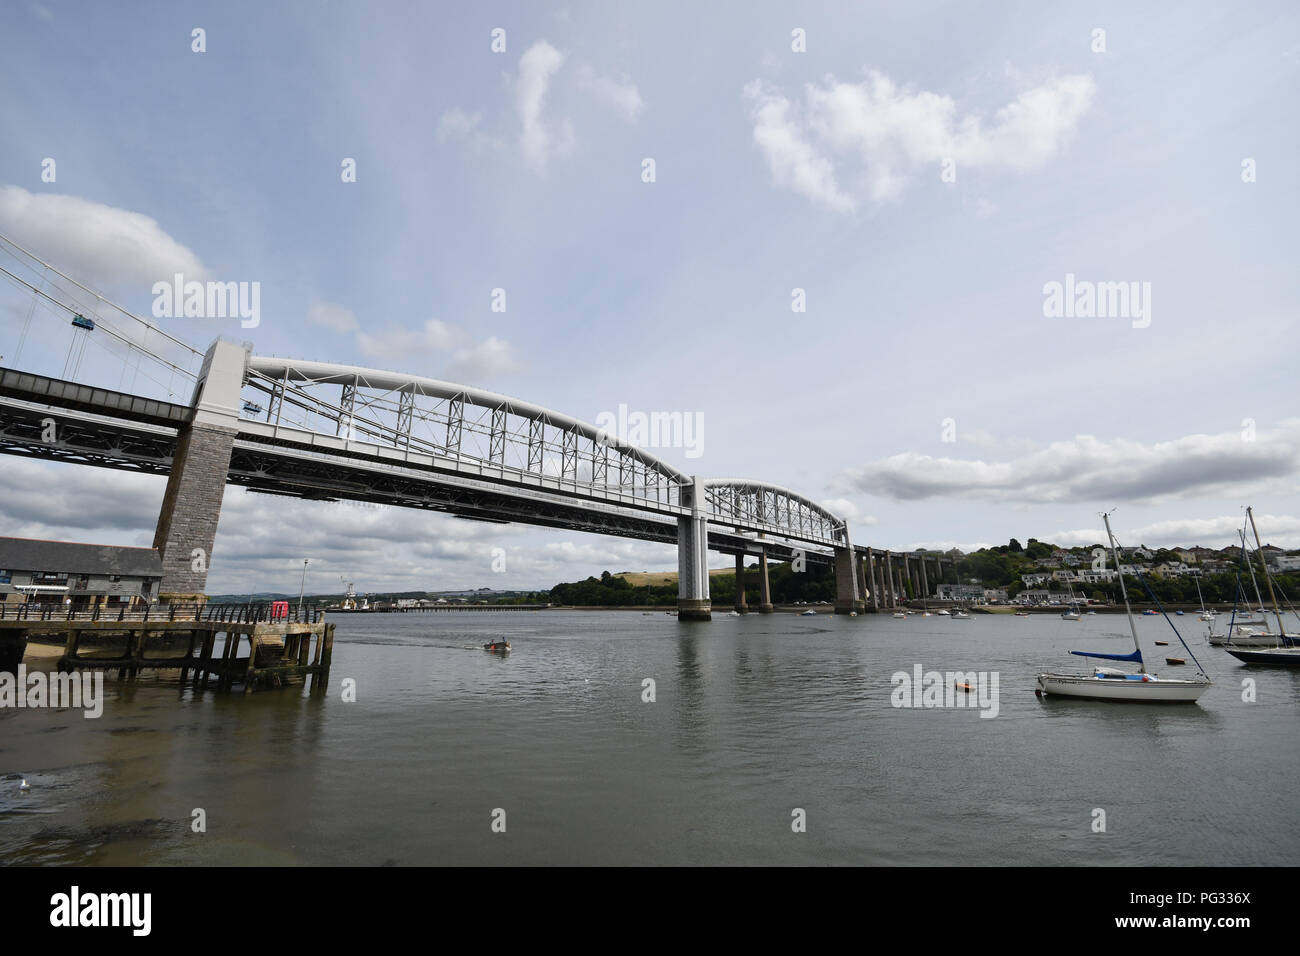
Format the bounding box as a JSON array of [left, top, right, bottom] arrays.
[[298, 558, 309, 619]]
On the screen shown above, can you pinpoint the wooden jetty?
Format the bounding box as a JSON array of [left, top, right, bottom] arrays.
[[0, 602, 334, 693]]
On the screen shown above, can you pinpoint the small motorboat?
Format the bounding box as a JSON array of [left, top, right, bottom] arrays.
[[483, 640, 511, 654], [1175, 611, 1185, 616], [800, 609, 817, 616], [936, 609, 951, 616], [1014, 611, 1030, 617], [952, 610, 971, 619], [1142, 609, 1159, 616], [1154, 640, 1169, 646], [1165, 657, 1186, 666], [892, 612, 906, 619]]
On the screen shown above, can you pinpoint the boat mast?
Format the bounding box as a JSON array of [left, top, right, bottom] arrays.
[[1247, 506, 1287, 638], [1103, 512, 1145, 672], [1195, 574, 1206, 613], [1239, 529, 1269, 630]]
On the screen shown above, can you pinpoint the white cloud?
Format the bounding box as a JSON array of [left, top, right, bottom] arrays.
[[355, 318, 461, 360], [445, 335, 522, 382], [306, 301, 359, 333], [744, 70, 1096, 208], [303, 304, 521, 382], [1046, 515, 1300, 550], [743, 81, 854, 212], [578, 66, 645, 120], [0, 185, 207, 288], [517, 40, 572, 171], [436, 108, 499, 152], [440, 42, 644, 172], [820, 496, 879, 526], [836, 422, 1300, 505]]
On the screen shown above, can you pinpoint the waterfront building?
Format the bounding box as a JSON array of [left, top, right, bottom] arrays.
[[0, 537, 162, 608]]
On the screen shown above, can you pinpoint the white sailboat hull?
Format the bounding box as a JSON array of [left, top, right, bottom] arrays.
[[1036, 673, 1211, 702], [1206, 631, 1290, 647]]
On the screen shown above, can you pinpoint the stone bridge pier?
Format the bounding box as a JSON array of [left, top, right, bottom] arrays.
[[153, 339, 247, 602]]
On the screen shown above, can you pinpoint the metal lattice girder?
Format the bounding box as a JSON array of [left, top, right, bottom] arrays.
[[337, 379, 356, 438], [528, 418, 543, 472], [446, 396, 463, 455], [396, 388, 414, 448], [489, 407, 506, 465], [241, 357, 688, 509], [561, 427, 577, 479], [697, 478, 848, 549]]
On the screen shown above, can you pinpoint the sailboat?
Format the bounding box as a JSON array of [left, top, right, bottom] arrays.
[[1210, 519, 1298, 648], [1036, 513, 1211, 703], [1195, 576, 1215, 621], [1225, 508, 1300, 667], [1060, 580, 1081, 620]]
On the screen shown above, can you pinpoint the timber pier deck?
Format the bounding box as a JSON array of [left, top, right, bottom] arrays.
[[0, 602, 334, 693]]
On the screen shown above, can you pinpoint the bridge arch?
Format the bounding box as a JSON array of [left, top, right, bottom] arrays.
[[698, 478, 848, 549], [243, 356, 690, 509]]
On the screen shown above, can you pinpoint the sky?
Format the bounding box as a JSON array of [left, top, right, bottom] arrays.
[[0, 1, 1297, 595]]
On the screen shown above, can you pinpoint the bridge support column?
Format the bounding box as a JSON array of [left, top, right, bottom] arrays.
[[757, 552, 773, 613], [919, 555, 929, 599], [880, 551, 891, 607], [676, 477, 711, 621], [833, 545, 862, 615], [857, 556, 869, 612], [734, 553, 748, 613], [866, 548, 879, 611], [154, 340, 248, 602]]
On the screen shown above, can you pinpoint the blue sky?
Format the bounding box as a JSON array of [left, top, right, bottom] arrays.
[[1, 1, 1297, 594]]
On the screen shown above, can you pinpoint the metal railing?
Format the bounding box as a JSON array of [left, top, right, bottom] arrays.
[[0, 601, 325, 624]]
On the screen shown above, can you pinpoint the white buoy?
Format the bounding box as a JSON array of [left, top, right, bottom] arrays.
[[19, 779, 30, 791]]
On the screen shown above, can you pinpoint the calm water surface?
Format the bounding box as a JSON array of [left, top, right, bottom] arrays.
[[2, 610, 1297, 865]]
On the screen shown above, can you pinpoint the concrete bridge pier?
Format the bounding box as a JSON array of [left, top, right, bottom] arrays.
[[881, 551, 893, 607], [757, 551, 773, 613], [734, 553, 748, 613], [153, 340, 248, 603], [919, 555, 930, 599], [856, 556, 870, 612], [834, 541, 864, 615], [676, 478, 711, 621], [865, 548, 880, 611]]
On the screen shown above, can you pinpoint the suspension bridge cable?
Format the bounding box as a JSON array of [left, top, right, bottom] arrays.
[[0, 261, 197, 382], [0, 230, 202, 359]]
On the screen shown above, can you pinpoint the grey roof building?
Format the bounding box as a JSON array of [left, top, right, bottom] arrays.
[[0, 537, 163, 604]]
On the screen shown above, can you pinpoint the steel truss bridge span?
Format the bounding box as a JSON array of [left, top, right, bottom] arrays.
[[239, 355, 848, 551]]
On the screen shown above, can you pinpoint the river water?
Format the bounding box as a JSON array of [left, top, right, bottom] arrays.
[[2, 610, 1296, 865]]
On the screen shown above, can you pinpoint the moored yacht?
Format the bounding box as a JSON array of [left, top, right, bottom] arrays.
[[1036, 513, 1211, 704]]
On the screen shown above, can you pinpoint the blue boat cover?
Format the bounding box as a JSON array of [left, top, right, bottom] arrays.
[[1070, 648, 1144, 663]]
